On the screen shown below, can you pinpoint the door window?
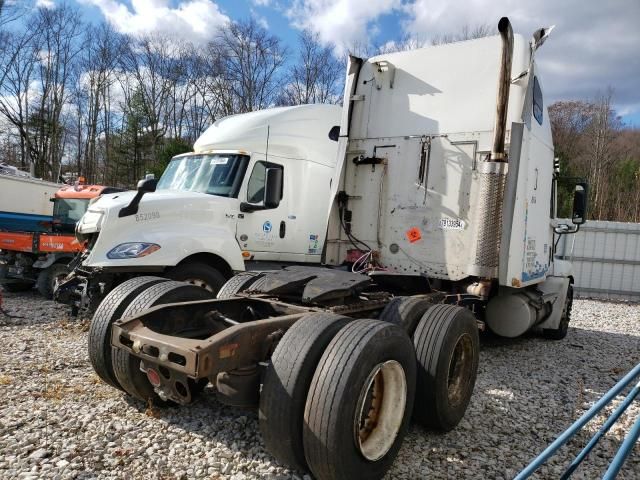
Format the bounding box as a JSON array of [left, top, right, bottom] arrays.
[[246, 161, 283, 204]]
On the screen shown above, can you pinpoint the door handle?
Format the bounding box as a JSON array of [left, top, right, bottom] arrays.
[[279, 221, 286, 238]]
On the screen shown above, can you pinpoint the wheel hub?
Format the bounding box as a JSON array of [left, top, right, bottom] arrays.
[[354, 360, 407, 461], [447, 333, 474, 407]]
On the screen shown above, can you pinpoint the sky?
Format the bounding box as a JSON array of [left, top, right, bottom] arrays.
[[32, 0, 640, 126]]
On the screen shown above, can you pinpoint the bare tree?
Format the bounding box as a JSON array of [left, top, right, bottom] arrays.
[[376, 35, 426, 54], [0, 0, 24, 29], [0, 0, 31, 91], [431, 23, 493, 45], [118, 33, 180, 174], [187, 52, 224, 139], [548, 92, 637, 222], [279, 30, 343, 105], [0, 31, 39, 170], [372, 23, 492, 55], [75, 23, 124, 182], [583, 90, 623, 218], [208, 19, 287, 113], [549, 100, 594, 163], [166, 40, 201, 141], [30, 4, 83, 178]]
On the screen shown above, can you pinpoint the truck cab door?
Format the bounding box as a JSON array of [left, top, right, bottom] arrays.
[[236, 158, 290, 262]]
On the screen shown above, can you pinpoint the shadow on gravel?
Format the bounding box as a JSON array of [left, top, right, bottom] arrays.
[[119, 388, 294, 472]]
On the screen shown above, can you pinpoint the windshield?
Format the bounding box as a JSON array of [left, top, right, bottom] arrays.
[[156, 154, 249, 198], [53, 198, 90, 233]]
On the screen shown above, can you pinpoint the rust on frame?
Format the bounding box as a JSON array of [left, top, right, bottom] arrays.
[[219, 343, 240, 359]]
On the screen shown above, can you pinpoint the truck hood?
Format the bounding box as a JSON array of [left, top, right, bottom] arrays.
[[78, 189, 244, 270], [77, 189, 238, 235]]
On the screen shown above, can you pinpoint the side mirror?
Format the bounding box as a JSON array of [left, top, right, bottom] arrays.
[[119, 177, 157, 217], [137, 177, 157, 193], [572, 182, 588, 225], [240, 167, 283, 213], [264, 168, 283, 209]]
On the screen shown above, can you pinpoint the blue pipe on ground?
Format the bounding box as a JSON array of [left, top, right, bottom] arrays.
[[560, 380, 640, 479], [602, 396, 640, 479], [515, 362, 640, 480]]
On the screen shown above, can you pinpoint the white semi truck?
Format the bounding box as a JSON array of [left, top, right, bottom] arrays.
[[55, 104, 341, 311], [88, 18, 587, 480]]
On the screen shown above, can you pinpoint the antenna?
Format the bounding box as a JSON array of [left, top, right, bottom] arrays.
[[265, 125, 270, 163]]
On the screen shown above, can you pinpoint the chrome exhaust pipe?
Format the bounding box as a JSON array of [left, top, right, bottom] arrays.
[[491, 17, 514, 161]]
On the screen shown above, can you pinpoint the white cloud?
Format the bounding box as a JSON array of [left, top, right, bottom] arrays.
[[402, 0, 640, 118], [284, 0, 640, 118], [36, 0, 56, 8], [287, 0, 401, 56], [80, 0, 230, 44], [249, 8, 269, 29], [252, 0, 271, 5], [255, 14, 269, 29]]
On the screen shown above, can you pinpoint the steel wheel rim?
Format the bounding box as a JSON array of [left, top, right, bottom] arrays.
[[447, 333, 474, 407], [354, 360, 407, 461]]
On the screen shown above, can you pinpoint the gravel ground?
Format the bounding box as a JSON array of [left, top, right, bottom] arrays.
[[0, 290, 639, 480]]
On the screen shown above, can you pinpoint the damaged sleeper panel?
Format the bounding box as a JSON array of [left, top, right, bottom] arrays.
[[333, 133, 490, 281]]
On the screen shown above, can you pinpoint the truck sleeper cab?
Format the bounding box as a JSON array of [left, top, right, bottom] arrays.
[[90, 17, 586, 480], [56, 104, 341, 311]]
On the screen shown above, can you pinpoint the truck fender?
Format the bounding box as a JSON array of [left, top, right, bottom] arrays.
[[84, 224, 246, 272], [536, 276, 571, 330]]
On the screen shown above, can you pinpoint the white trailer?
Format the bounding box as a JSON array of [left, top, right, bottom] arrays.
[[0, 173, 61, 233], [56, 104, 341, 311], [88, 17, 586, 480]]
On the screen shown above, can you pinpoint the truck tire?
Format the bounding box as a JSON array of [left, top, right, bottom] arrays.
[[36, 263, 69, 299], [303, 319, 416, 480], [217, 272, 262, 299], [166, 263, 227, 295], [112, 281, 215, 405], [260, 312, 350, 471], [379, 296, 434, 336], [89, 276, 169, 390], [413, 304, 479, 431], [543, 284, 573, 340]]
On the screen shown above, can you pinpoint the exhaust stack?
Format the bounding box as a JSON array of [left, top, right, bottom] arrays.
[[491, 17, 514, 161], [469, 17, 513, 277]]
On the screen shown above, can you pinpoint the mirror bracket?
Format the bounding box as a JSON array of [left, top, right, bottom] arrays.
[[119, 178, 157, 218], [554, 223, 580, 235], [239, 202, 266, 213]]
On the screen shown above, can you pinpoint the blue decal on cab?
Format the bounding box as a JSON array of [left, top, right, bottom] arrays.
[[263, 221, 272, 233]]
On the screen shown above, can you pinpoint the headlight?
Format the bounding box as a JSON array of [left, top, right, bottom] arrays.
[[106, 242, 161, 259]]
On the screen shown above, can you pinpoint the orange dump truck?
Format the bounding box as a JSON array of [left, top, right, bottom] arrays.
[[0, 182, 121, 297]]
